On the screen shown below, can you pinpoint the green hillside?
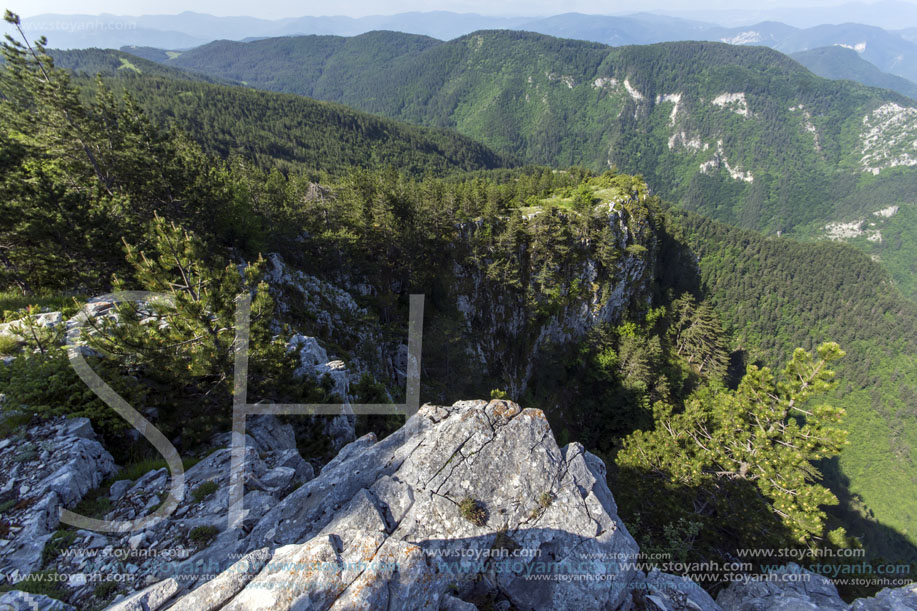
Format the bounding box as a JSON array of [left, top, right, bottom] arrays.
[[673, 209, 917, 557], [148, 31, 917, 296], [791, 46, 917, 100], [49, 49, 511, 176]]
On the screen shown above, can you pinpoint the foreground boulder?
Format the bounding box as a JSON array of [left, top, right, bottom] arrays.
[[165, 399, 641, 610]]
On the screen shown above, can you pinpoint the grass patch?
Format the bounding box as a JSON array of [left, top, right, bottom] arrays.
[[116, 456, 201, 482], [0, 570, 68, 601], [191, 480, 218, 503], [0, 290, 85, 321], [94, 580, 118, 600], [0, 410, 31, 438], [117, 57, 141, 74], [42, 529, 78, 565], [72, 488, 112, 520], [0, 334, 21, 355], [458, 497, 487, 527]]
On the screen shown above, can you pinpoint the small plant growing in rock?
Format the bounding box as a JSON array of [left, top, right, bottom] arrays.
[[538, 492, 553, 509], [12, 442, 37, 463], [94, 581, 118, 600], [191, 480, 219, 503], [459, 497, 487, 527], [41, 529, 77, 565], [189, 525, 219, 545], [489, 388, 508, 400], [529, 491, 554, 519]]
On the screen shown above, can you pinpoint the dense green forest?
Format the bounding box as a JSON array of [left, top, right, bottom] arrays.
[[2, 16, 916, 599], [124, 30, 917, 298], [49, 50, 513, 176], [672, 209, 917, 561]]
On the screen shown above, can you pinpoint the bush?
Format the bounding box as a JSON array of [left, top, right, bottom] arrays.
[[41, 529, 78, 565], [0, 570, 68, 601], [188, 525, 219, 545], [94, 581, 118, 600], [459, 497, 487, 527], [191, 481, 218, 503]]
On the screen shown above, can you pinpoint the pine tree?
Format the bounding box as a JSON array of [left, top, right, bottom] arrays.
[[618, 342, 849, 545]]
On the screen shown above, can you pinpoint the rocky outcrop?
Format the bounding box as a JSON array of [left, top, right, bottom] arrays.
[[716, 563, 849, 610], [162, 399, 641, 610], [40, 415, 314, 607], [849, 583, 917, 609], [624, 569, 721, 611], [451, 206, 657, 396], [3, 402, 915, 611], [0, 417, 116, 579]]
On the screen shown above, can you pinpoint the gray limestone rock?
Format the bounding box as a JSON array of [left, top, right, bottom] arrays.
[[170, 400, 641, 610], [716, 563, 847, 610]]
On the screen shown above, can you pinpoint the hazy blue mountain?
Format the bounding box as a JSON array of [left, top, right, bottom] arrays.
[[512, 12, 723, 46], [792, 46, 917, 99], [13, 14, 208, 49], [22, 10, 917, 95], [669, 0, 917, 29], [772, 23, 917, 83]]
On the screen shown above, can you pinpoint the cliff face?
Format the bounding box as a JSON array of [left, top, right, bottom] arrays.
[[445, 203, 658, 397]]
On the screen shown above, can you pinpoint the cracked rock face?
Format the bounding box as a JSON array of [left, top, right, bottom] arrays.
[[715, 564, 848, 610], [0, 417, 116, 578], [167, 399, 641, 610], [39, 415, 314, 607]]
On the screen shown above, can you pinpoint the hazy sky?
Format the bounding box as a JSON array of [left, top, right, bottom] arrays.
[[15, 0, 909, 19]]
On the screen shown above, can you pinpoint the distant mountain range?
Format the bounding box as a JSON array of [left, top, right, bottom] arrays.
[[19, 10, 917, 86], [791, 45, 917, 99], [104, 31, 915, 237]]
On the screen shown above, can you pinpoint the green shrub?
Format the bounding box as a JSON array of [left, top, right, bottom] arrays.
[[188, 525, 219, 545], [0, 570, 68, 601], [191, 480, 218, 503], [93, 581, 118, 600], [0, 348, 136, 440], [72, 489, 112, 520], [458, 497, 487, 527]]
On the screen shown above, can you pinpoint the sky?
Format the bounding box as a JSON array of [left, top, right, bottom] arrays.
[[14, 0, 906, 19]]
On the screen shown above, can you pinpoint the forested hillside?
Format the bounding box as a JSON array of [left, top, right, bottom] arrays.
[[145, 32, 917, 244], [672, 209, 917, 560], [51, 49, 512, 175]]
